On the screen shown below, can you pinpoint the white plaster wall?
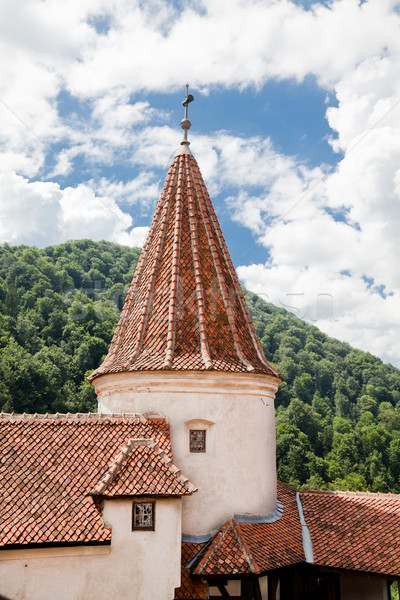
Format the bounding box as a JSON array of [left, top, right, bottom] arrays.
[[341, 574, 389, 600], [0, 497, 181, 600], [94, 371, 279, 535], [208, 579, 241, 596], [259, 575, 269, 599]]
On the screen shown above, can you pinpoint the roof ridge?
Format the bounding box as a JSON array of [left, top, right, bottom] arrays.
[[125, 167, 176, 371], [90, 160, 178, 378], [154, 439, 198, 495], [230, 519, 260, 574], [194, 519, 259, 575], [0, 412, 163, 421], [191, 156, 280, 377], [186, 155, 212, 369], [300, 488, 400, 499], [277, 480, 298, 491], [92, 438, 156, 495], [190, 157, 252, 372], [194, 520, 231, 574], [92, 437, 197, 497], [162, 155, 184, 369]]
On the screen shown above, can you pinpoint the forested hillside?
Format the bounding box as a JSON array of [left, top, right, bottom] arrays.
[[1, 240, 400, 493]]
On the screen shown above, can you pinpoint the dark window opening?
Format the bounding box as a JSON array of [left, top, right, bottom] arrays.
[[190, 429, 206, 453], [132, 501, 155, 530]]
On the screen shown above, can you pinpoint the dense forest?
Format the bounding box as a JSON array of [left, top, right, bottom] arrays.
[[1, 240, 400, 494]]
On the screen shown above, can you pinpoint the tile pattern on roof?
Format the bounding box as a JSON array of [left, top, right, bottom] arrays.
[[189, 483, 400, 579], [300, 488, 400, 577], [93, 438, 197, 497], [89, 153, 280, 380], [0, 413, 171, 547], [174, 542, 208, 600], [194, 519, 259, 575], [192, 483, 305, 576]]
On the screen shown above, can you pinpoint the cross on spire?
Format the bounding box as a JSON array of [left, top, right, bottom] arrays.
[[180, 83, 194, 146]]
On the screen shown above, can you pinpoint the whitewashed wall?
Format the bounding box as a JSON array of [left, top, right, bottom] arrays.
[[0, 497, 182, 600], [94, 370, 279, 535]]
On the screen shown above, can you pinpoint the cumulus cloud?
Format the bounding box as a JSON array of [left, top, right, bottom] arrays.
[[1, 0, 400, 366], [64, 0, 398, 95], [0, 172, 143, 248]]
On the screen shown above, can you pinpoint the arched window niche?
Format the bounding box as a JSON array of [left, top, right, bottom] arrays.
[[185, 419, 216, 457]]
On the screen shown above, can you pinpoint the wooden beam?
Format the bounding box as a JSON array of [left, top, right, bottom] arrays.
[[216, 583, 231, 598], [253, 578, 262, 600], [267, 572, 279, 600]]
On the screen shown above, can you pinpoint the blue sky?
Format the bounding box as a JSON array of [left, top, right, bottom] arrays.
[[1, 0, 400, 367]]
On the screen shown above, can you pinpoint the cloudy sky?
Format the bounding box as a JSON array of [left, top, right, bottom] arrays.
[[1, 0, 400, 367]]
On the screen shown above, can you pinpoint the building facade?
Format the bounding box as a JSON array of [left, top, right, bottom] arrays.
[[1, 92, 400, 600]]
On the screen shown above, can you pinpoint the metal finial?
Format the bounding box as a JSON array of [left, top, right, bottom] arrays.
[[180, 83, 194, 146]]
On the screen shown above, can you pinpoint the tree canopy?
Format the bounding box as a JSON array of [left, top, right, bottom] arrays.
[[1, 240, 400, 493]]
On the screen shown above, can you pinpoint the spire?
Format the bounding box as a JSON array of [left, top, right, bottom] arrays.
[[180, 83, 194, 147], [89, 96, 280, 382]]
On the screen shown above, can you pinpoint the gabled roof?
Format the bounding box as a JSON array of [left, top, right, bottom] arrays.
[[0, 412, 189, 548], [301, 488, 400, 577], [89, 150, 280, 380], [92, 438, 197, 497], [190, 482, 304, 577], [194, 519, 260, 575], [187, 482, 400, 579]]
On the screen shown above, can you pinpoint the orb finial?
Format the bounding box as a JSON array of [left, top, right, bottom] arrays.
[[180, 83, 194, 146]]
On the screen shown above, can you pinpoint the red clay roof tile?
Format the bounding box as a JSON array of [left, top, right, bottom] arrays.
[[92, 438, 197, 497], [300, 488, 400, 577], [174, 542, 208, 600], [192, 483, 305, 576], [89, 152, 280, 380], [0, 413, 181, 547], [191, 483, 400, 578]]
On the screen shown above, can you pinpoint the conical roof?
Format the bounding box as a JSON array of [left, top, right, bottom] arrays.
[[89, 148, 280, 380]]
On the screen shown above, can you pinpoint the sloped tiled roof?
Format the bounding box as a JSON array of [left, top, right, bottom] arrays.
[[0, 412, 181, 547], [174, 542, 208, 600], [189, 482, 400, 579], [300, 488, 400, 577], [92, 438, 197, 497], [192, 483, 304, 576], [89, 151, 280, 380], [194, 520, 259, 575]]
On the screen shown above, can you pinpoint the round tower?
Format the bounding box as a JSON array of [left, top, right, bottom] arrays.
[[89, 89, 282, 535]]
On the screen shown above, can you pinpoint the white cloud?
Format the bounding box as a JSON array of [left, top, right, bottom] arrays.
[[238, 260, 400, 367], [65, 0, 399, 95], [117, 226, 150, 248], [1, 0, 400, 368], [95, 174, 159, 208], [0, 172, 62, 246], [0, 172, 138, 248]]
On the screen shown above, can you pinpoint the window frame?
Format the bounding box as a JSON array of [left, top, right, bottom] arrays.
[[189, 428, 207, 453], [132, 501, 155, 531]]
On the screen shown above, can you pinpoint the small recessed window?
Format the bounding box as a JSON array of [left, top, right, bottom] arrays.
[[132, 502, 155, 530], [190, 429, 206, 453]]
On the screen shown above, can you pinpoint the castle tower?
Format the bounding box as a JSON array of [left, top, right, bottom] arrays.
[[89, 89, 282, 535]]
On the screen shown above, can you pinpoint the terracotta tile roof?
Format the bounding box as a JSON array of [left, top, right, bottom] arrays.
[[92, 438, 197, 497], [190, 483, 400, 578], [300, 488, 400, 577], [89, 152, 280, 380], [0, 412, 178, 547], [191, 483, 305, 576], [174, 542, 208, 600], [194, 519, 260, 575], [186, 483, 400, 579]]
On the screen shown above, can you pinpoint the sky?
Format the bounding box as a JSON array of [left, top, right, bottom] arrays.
[[1, 0, 400, 367]]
